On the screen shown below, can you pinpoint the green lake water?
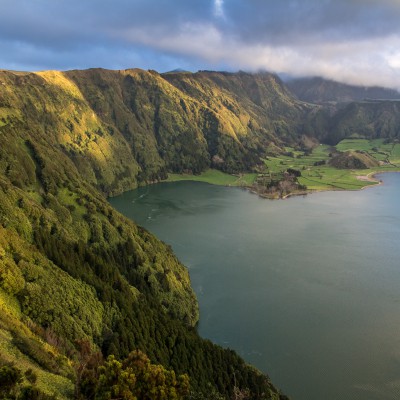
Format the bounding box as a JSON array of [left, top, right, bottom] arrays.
[[109, 173, 400, 400]]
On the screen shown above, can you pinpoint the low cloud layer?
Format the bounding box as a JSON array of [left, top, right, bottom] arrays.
[[1, 0, 400, 88]]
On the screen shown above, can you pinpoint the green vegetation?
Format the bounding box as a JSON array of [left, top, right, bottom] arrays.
[[165, 140, 398, 197], [0, 68, 293, 399], [167, 169, 257, 186], [262, 139, 400, 194], [77, 349, 189, 400], [336, 138, 400, 162], [287, 76, 400, 104], [0, 293, 74, 399], [1, 66, 400, 398], [168, 140, 400, 196]]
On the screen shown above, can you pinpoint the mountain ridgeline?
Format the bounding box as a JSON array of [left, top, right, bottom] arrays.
[[287, 76, 400, 104], [0, 67, 400, 399]]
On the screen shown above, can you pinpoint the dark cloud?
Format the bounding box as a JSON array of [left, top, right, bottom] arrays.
[[0, 0, 209, 47], [222, 0, 400, 44], [1, 0, 400, 87]]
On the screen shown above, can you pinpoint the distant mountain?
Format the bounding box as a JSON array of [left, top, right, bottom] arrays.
[[308, 100, 400, 144], [287, 76, 400, 104], [164, 68, 192, 73]]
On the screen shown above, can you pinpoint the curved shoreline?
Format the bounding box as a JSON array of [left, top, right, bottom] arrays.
[[356, 171, 383, 190], [249, 170, 399, 199], [356, 170, 400, 190], [165, 169, 400, 200]]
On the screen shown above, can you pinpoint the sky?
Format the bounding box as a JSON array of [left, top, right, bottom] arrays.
[[1, 0, 400, 88]]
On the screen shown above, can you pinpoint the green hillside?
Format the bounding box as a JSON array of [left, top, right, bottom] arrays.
[[287, 76, 400, 104], [302, 99, 400, 145], [2, 66, 400, 399], [0, 68, 291, 399]]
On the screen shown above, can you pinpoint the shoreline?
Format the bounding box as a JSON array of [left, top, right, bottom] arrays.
[[356, 171, 382, 189], [355, 170, 400, 190], [246, 170, 396, 200], [141, 169, 400, 201]]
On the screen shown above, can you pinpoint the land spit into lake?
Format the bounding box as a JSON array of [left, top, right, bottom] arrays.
[[167, 138, 400, 199], [356, 172, 382, 184], [256, 171, 384, 200]]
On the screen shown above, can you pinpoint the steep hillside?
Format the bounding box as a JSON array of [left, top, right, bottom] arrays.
[[287, 76, 400, 104], [163, 71, 308, 154], [3, 66, 400, 398], [0, 68, 289, 399], [65, 69, 309, 178], [305, 100, 400, 144]]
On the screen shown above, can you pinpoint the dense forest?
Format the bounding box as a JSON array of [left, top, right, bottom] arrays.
[[1, 67, 400, 399]]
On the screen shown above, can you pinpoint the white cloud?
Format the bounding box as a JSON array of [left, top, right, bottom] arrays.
[[213, 0, 225, 18], [119, 22, 400, 89], [8, 0, 396, 88], [386, 50, 400, 70], [121, 23, 223, 60]]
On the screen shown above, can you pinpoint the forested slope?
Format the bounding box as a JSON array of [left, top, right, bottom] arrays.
[[303, 100, 400, 144], [2, 66, 400, 399], [0, 68, 289, 399], [287, 76, 400, 104]]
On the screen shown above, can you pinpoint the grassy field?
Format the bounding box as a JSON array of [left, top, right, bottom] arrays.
[[336, 138, 400, 163], [167, 169, 258, 186], [167, 139, 400, 194], [264, 139, 400, 192]]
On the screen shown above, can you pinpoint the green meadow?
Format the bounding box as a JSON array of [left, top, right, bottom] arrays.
[[168, 139, 400, 193], [167, 169, 257, 186]]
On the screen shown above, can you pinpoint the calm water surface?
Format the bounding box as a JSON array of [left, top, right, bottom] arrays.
[[109, 173, 400, 400]]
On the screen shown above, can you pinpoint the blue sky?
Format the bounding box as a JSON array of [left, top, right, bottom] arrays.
[[1, 0, 400, 88]]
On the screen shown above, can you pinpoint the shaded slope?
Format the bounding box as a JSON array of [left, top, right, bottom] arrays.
[[287, 76, 400, 104], [305, 100, 400, 144]]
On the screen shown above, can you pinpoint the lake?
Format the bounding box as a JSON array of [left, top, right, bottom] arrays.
[[109, 173, 400, 400]]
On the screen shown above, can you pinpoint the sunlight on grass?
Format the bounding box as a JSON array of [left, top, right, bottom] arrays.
[[167, 169, 257, 186], [263, 140, 400, 192], [166, 140, 400, 195]]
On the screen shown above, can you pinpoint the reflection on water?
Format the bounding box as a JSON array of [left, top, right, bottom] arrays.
[[110, 173, 400, 400]]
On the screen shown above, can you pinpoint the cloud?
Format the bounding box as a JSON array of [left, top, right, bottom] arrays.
[[115, 17, 400, 89], [213, 0, 225, 18], [1, 0, 400, 88], [222, 0, 400, 47]]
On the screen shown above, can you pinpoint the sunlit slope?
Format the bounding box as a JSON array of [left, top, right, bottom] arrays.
[[0, 68, 288, 399]]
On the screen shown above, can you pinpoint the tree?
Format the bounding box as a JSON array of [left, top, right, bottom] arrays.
[[0, 365, 23, 398], [95, 356, 137, 400], [80, 350, 190, 400], [123, 350, 189, 400]]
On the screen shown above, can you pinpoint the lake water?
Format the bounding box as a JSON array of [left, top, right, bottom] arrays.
[[109, 173, 400, 400]]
